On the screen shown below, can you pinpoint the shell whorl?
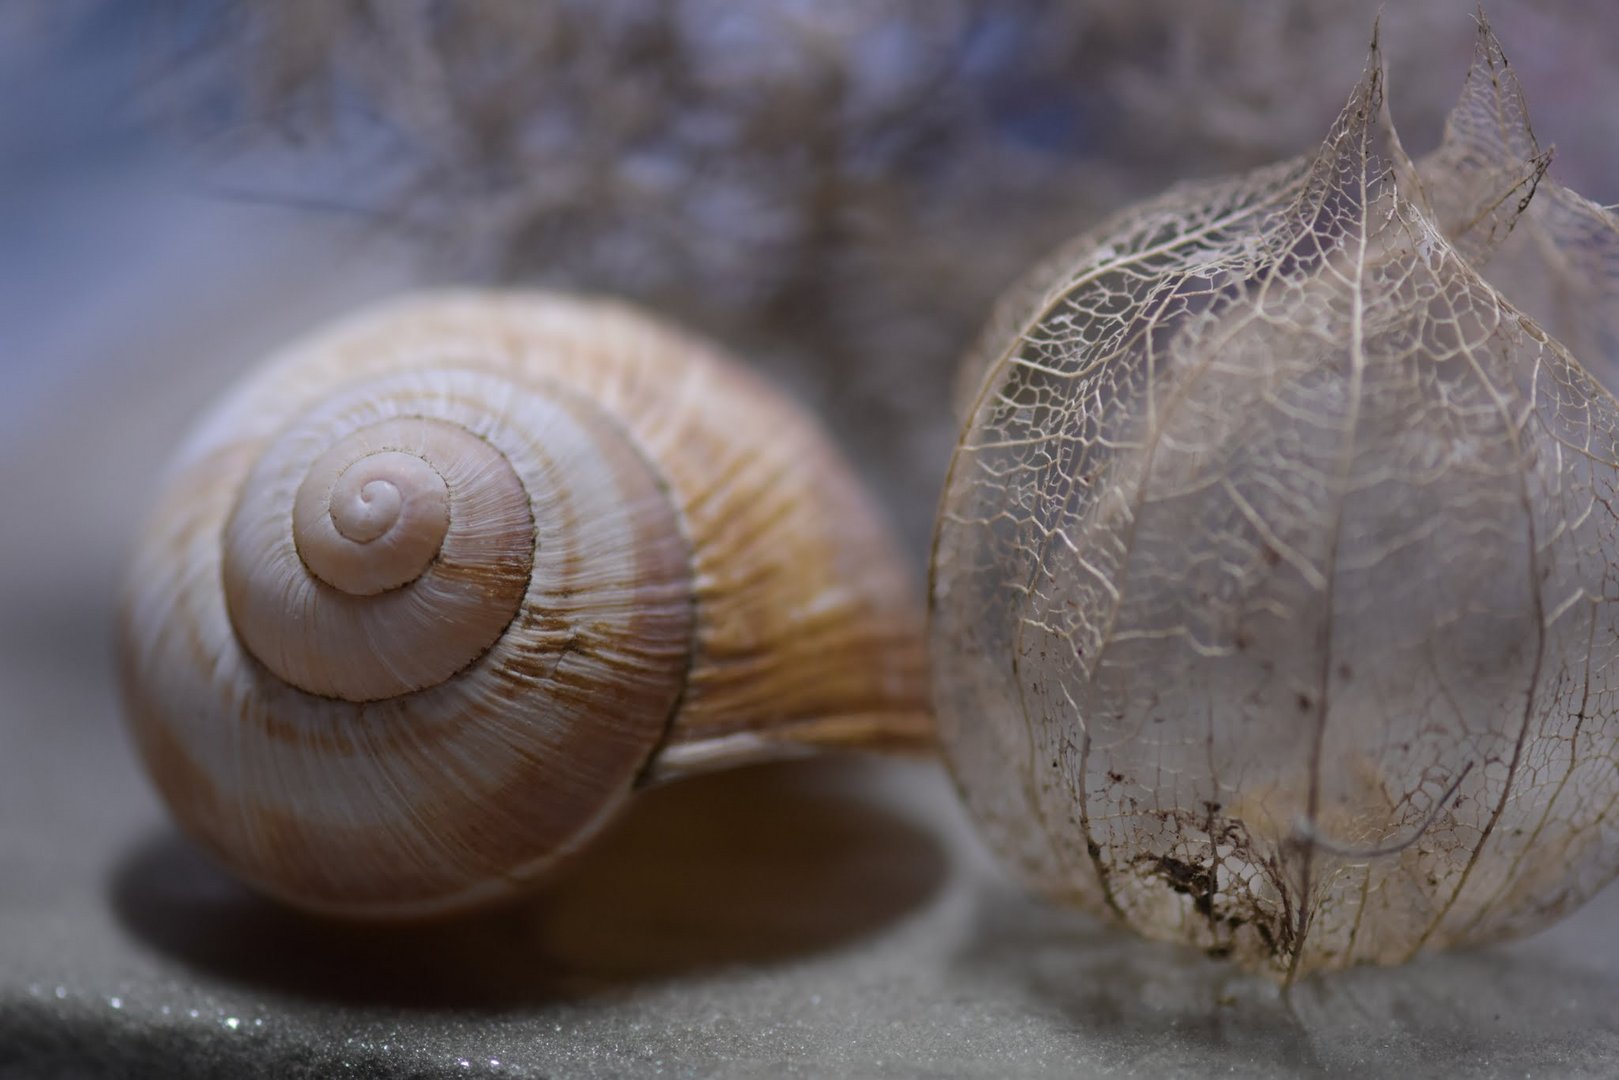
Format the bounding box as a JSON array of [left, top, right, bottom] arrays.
[[224, 405, 537, 702], [125, 363, 701, 917], [118, 291, 930, 919]]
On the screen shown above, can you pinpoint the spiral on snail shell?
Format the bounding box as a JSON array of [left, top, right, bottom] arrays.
[[119, 290, 928, 919]]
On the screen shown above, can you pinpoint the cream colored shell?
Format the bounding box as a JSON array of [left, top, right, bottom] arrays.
[[119, 290, 929, 919]]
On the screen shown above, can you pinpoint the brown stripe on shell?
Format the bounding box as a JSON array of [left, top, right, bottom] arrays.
[[235, 293, 931, 756], [122, 366, 698, 914], [119, 291, 929, 918]]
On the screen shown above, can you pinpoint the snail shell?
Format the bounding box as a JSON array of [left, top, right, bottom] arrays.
[[119, 290, 928, 919], [931, 23, 1619, 978]]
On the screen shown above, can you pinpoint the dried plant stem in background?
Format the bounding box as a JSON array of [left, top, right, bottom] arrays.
[[31, 0, 1611, 553]]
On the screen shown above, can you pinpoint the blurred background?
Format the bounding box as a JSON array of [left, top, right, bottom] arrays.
[[5, 0, 1618, 578], [4, 2, 1619, 1075]]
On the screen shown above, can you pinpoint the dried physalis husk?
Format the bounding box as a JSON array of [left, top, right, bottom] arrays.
[[931, 19, 1619, 979], [1411, 24, 1619, 399]]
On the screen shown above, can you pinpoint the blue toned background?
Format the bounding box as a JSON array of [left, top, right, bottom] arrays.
[[4, 3, 1619, 1077]]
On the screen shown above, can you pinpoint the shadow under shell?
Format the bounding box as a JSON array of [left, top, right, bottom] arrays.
[[107, 758, 951, 1008]]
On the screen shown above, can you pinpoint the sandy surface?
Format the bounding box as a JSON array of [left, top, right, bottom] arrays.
[[2, 212, 1618, 1080]]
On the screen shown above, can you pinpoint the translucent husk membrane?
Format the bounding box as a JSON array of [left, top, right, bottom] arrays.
[[932, 16, 1619, 979]]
